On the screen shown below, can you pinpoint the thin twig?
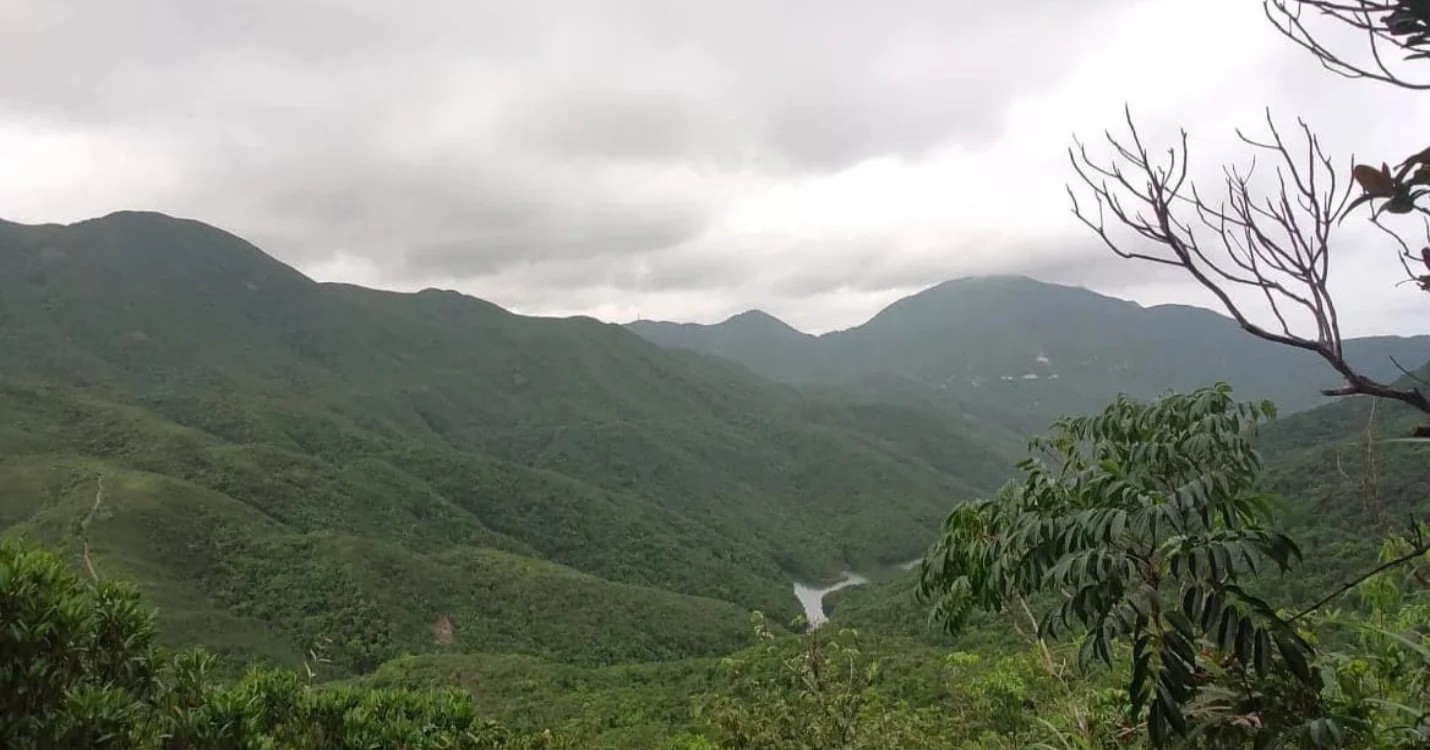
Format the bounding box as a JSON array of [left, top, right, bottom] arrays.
[[1265, 0, 1430, 90], [1290, 541, 1430, 621], [1067, 109, 1430, 416], [1390, 354, 1430, 387]]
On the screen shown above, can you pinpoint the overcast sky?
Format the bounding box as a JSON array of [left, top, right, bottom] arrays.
[[4, 0, 1430, 335]]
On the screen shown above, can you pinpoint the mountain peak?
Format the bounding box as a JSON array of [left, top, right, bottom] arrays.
[[1, 210, 319, 324], [860, 275, 1142, 331], [84, 209, 184, 224], [721, 309, 799, 331], [930, 273, 1041, 288], [630, 272, 1430, 418], [921, 274, 1114, 299], [69, 210, 240, 239]]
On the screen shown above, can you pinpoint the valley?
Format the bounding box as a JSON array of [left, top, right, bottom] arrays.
[[0, 212, 1018, 669], [3, 211, 1428, 748]]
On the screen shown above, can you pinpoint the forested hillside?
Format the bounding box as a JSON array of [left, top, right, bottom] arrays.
[[629, 276, 1430, 425], [7, 380, 1427, 749], [12, 0, 1430, 740], [0, 211, 1013, 673]]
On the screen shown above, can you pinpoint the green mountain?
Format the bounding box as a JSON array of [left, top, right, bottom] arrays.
[[0, 211, 1013, 673], [628, 275, 1430, 425]]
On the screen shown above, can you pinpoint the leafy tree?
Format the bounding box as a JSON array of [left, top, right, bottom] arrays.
[[917, 385, 1323, 746], [0, 539, 159, 749]]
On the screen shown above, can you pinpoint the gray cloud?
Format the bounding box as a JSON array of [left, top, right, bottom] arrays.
[[1, 0, 1425, 336], [1, 0, 1117, 265]]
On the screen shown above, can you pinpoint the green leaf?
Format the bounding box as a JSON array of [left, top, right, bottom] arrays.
[[1216, 607, 1237, 651], [1180, 586, 1201, 620], [1235, 617, 1253, 664], [1165, 610, 1197, 641], [1358, 624, 1430, 663], [1199, 590, 1222, 632], [1253, 629, 1270, 675], [1274, 632, 1313, 685], [1129, 637, 1152, 718]]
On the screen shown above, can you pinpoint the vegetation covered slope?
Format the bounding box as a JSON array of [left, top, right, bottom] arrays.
[[629, 275, 1430, 425], [1257, 373, 1430, 604], [9, 382, 1425, 750], [0, 211, 1013, 672], [819, 375, 1430, 652]]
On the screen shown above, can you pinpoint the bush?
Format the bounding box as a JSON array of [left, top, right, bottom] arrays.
[[0, 537, 570, 749]]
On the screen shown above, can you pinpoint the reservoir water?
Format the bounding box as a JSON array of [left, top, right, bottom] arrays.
[[792, 572, 869, 628], [791, 558, 921, 629]]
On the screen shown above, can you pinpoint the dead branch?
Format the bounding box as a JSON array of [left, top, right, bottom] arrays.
[[1265, 0, 1430, 89], [1068, 107, 1430, 416]]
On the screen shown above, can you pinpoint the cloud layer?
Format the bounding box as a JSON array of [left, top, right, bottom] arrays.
[[4, 0, 1429, 335]]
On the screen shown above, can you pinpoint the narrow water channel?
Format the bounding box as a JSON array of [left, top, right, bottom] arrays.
[[791, 572, 868, 628], [791, 558, 921, 629]]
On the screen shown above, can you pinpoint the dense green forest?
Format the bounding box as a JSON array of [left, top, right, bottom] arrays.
[[4, 222, 1429, 747], [9, 0, 1430, 742], [6, 380, 1429, 748], [5, 211, 1425, 679], [2, 163, 1429, 749]]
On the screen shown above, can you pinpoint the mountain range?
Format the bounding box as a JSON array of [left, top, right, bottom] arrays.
[[3, 210, 1427, 683], [0, 211, 1011, 673], [628, 275, 1430, 428]]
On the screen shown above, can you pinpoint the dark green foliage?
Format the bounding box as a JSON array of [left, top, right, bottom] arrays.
[[1258, 382, 1430, 604], [693, 612, 1141, 750], [151, 657, 571, 750], [919, 385, 1321, 745], [698, 614, 953, 749], [0, 540, 159, 749], [0, 537, 569, 749], [364, 652, 728, 749]]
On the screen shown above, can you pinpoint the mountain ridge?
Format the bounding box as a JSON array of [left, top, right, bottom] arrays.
[[627, 274, 1137, 336], [627, 275, 1430, 421]]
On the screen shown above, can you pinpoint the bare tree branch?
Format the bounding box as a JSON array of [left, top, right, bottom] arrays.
[[1068, 108, 1430, 416], [1290, 525, 1430, 621], [1265, 0, 1430, 89]]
